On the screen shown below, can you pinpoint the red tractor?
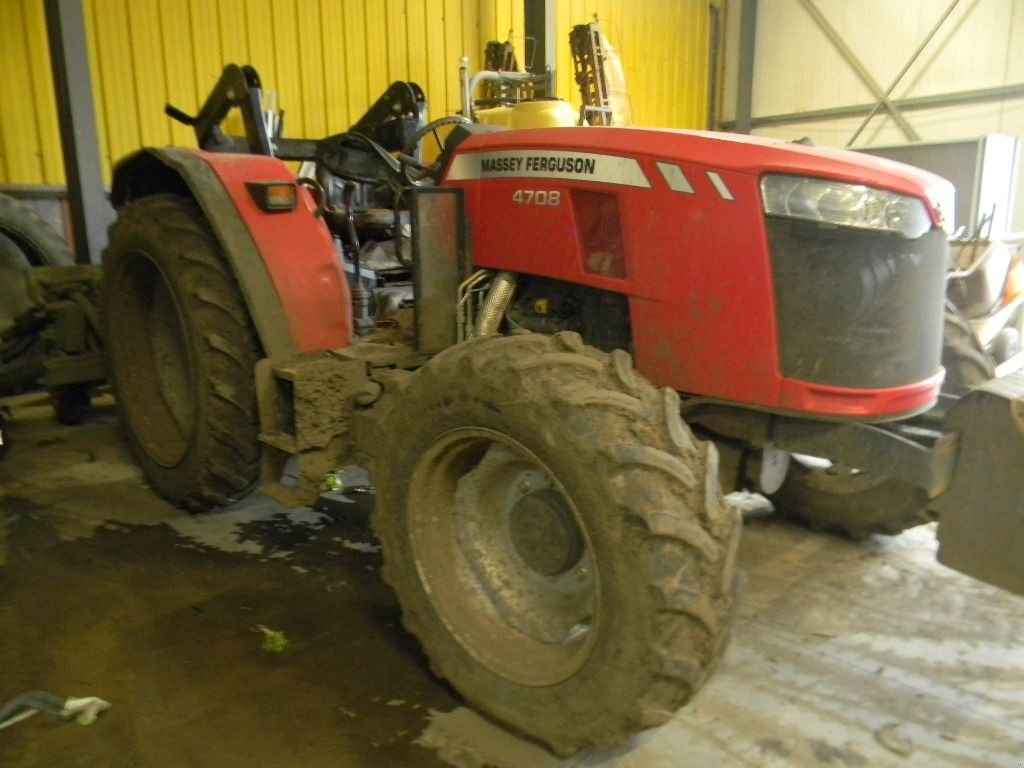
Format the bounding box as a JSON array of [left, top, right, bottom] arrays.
[[100, 67, 1024, 754]]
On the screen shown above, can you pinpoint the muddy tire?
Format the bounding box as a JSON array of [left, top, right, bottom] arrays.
[[0, 193, 74, 394], [103, 195, 262, 511], [371, 332, 740, 755], [771, 463, 930, 540], [942, 299, 994, 395]]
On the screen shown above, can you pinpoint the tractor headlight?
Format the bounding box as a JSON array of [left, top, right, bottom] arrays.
[[760, 174, 932, 239]]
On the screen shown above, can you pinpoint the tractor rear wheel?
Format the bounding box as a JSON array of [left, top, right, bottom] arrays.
[[772, 300, 994, 539], [371, 332, 740, 755], [102, 195, 262, 511]]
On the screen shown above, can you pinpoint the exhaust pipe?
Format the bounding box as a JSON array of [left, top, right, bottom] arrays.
[[475, 271, 517, 337]]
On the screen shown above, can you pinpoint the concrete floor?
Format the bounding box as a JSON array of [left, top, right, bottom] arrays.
[[1, 394, 1022, 767]]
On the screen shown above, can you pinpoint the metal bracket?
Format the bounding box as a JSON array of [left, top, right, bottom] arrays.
[[256, 351, 371, 508], [687, 402, 958, 498], [933, 371, 1024, 596], [412, 187, 469, 354]]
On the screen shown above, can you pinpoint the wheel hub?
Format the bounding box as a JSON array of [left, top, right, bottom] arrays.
[[112, 252, 195, 467], [407, 429, 599, 687], [150, 278, 195, 438], [507, 488, 584, 577]]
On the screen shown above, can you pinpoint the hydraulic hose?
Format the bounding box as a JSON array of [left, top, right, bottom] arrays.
[[0, 691, 65, 730], [0, 690, 111, 731], [342, 183, 373, 333]]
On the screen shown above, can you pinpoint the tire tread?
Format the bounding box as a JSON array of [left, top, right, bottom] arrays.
[[371, 333, 739, 754], [103, 195, 261, 511]]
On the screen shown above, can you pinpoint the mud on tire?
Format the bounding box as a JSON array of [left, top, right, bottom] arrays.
[[370, 332, 740, 755], [103, 195, 262, 511], [771, 463, 930, 540]]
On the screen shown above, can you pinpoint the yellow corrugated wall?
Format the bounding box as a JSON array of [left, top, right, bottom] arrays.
[[554, 0, 711, 129], [0, 0, 710, 187], [0, 0, 65, 186]]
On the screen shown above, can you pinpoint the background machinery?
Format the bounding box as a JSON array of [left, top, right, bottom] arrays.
[[0, 193, 103, 430], [95, 62, 1024, 755]]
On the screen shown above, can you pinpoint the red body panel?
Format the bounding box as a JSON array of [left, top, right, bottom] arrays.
[[199, 153, 352, 352], [444, 128, 949, 419]]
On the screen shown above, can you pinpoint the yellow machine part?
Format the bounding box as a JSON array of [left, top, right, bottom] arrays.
[[474, 99, 578, 130]]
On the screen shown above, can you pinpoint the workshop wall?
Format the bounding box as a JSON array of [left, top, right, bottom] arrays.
[[0, 0, 64, 186], [722, 0, 1024, 144], [0, 0, 713, 188], [721, 0, 1024, 227]]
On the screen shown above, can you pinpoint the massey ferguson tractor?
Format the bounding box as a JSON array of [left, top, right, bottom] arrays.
[[100, 65, 1024, 754]]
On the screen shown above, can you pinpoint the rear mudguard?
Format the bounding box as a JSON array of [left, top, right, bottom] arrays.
[[110, 147, 352, 358], [931, 371, 1024, 596]]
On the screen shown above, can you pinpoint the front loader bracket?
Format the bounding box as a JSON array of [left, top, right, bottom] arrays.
[[931, 371, 1024, 596]]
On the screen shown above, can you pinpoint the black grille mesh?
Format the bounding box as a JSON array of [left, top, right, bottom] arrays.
[[767, 219, 947, 389]]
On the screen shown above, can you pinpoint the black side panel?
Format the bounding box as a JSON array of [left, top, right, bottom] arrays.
[[768, 221, 947, 389]]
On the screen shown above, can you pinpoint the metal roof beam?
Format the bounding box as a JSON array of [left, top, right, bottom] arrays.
[[734, 0, 758, 134], [796, 0, 920, 142], [44, 0, 113, 264], [719, 83, 1024, 130], [847, 0, 962, 147]]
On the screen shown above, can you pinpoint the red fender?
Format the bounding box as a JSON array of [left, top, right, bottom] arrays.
[[111, 148, 352, 356]]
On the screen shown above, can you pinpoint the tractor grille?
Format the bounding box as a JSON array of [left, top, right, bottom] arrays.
[[767, 219, 947, 389]]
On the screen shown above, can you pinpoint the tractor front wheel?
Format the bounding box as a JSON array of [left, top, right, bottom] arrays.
[[772, 301, 994, 540], [770, 460, 930, 540], [370, 332, 740, 754], [102, 195, 262, 511]]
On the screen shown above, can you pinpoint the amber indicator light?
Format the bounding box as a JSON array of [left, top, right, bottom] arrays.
[[246, 181, 297, 212]]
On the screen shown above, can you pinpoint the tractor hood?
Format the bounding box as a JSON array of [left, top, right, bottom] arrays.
[[449, 126, 954, 232]]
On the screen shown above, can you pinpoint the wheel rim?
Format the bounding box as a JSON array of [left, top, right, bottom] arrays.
[[111, 251, 195, 467], [407, 428, 599, 687]]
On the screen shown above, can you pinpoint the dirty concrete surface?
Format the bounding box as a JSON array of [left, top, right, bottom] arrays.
[[1, 394, 1022, 767]]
